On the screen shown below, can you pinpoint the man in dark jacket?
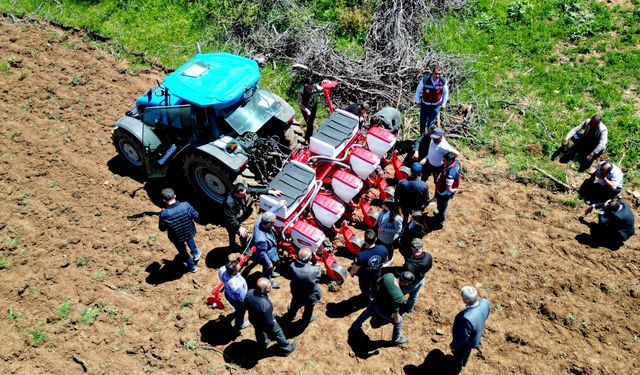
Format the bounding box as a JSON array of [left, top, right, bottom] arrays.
[[450, 286, 491, 372], [253, 200, 287, 288], [400, 238, 432, 314], [343, 101, 370, 128], [583, 198, 635, 248], [395, 162, 429, 226], [349, 271, 415, 346], [282, 247, 322, 326], [348, 229, 388, 303], [158, 188, 201, 273], [245, 278, 297, 355], [298, 77, 321, 141], [222, 183, 282, 250], [398, 210, 427, 261]]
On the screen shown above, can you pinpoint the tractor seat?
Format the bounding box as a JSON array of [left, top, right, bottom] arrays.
[[259, 161, 317, 222], [309, 109, 359, 158]]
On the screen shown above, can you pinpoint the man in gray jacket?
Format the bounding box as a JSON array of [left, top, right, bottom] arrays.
[[282, 247, 322, 326], [559, 114, 608, 170], [450, 286, 491, 372]]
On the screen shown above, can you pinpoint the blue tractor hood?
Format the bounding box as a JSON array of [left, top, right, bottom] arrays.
[[162, 53, 260, 109]]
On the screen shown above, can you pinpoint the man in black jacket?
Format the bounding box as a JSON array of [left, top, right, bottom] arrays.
[[395, 162, 429, 226], [222, 183, 282, 250], [282, 247, 322, 326], [583, 198, 635, 248], [245, 278, 297, 355], [158, 188, 201, 273]]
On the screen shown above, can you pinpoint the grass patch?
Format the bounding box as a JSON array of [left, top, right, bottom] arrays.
[[80, 305, 101, 325], [75, 255, 90, 267], [25, 327, 47, 347], [57, 300, 72, 320], [93, 270, 107, 281], [183, 339, 197, 350], [0, 257, 6, 269], [7, 307, 21, 322]]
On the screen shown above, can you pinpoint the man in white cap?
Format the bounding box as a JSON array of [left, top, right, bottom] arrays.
[[411, 128, 459, 199], [450, 286, 491, 371]]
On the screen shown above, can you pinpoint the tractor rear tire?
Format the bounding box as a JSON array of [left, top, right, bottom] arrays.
[[330, 263, 348, 285], [183, 153, 235, 205], [112, 128, 144, 172]]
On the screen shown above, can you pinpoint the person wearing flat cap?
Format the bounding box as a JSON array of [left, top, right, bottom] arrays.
[[395, 162, 429, 227]]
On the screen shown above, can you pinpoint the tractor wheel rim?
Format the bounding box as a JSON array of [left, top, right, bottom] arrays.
[[121, 142, 142, 166], [195, 167, 226, 197]]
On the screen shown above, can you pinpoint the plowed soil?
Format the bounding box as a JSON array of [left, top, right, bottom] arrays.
[[1, 19, 639, 375]]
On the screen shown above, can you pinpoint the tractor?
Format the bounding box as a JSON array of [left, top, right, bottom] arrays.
[[111, 52, 299, 205]]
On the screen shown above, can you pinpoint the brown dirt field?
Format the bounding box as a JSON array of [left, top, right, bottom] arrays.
[[1, 19, 640, 375]]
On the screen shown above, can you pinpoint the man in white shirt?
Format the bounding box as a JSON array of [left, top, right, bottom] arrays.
[[580, 160, 624, 204], [410, 127, 459, 188]]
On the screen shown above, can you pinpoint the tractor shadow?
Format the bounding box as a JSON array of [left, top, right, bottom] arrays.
[[144, 256, 188, 285], [404, 348, 461, 375]]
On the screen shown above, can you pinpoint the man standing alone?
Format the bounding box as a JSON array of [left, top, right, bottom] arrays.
[[450, 286, 491, 372], [415, 65, 449, 135], [158, 188, 201, 273]]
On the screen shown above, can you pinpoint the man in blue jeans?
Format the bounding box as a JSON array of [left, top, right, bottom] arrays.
[[253, 200, 287, 288], [415, 66, 449, 135], [158, 188, 201, 273], [219, 259, 250, 331], [400, 238, 432, 314], [433, 152, 461, 229]]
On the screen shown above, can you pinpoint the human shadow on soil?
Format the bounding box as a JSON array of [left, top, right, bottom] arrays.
[[200, 316, 240, 346], [346, 328, 391, 359], [326, 294, 367, 318], [223, 339, 292, 368], [576, 218, 623, 250], [144, 257, 187, 285], [403, 348, 460, 375]]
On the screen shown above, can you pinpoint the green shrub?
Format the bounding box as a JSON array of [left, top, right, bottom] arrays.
[[57, 301, 71, 319], [7, 307, 21, 322], [0, 257, 6, 269], [507, 0, 533, 23], [475, 12, 497, 31], [75, 255, 90, 267], [80, 306, 101, 325], [25, 328, 47, 347]]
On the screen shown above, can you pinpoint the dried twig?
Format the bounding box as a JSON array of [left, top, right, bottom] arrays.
[[531, 165, 574, 192]]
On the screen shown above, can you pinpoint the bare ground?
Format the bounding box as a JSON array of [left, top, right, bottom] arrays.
[[1, 19, 639, 375]]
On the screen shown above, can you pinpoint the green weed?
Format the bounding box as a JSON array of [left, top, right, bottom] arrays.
[[7, 307, 21, 322], [57, 300, 71, 319], [93, 270, 107, 281], [0, 257, 6, 269], [183, 339, 197, 350], [25, 328, 47, 347], [75, 255, 90, 267], [80, 305, 101, 325], [0, 60, 9, 74]]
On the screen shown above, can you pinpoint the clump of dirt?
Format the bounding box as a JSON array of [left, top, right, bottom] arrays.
[[0, 18, 638, 375]]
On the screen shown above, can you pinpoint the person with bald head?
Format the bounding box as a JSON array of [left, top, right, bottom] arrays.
[[282, 247, 322, 326], [244, 278, 297, 356], [450, 286, 491, 371], [582, 160, 624, 204], [561, 114, 608, 170]]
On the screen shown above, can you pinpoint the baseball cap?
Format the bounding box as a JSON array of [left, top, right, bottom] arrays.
[[430, 127, 444, 139], [411, 162, 423, 175]]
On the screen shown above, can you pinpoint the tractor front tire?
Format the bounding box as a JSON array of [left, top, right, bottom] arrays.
[[112, 128, 144, 172], [183, 153, 235, 205]]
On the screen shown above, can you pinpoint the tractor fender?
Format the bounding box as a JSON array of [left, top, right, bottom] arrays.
[[194, 142, 248, 173], [112, 116, 161, 150]]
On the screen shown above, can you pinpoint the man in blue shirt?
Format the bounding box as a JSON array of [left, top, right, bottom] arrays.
[[219, 259, 249, 331], [348, 229, 388, 303], [245, 278, 297, 356], [253, 200, 287, 288], [158, 188, 201, 273], [450, 286, 491, 371]]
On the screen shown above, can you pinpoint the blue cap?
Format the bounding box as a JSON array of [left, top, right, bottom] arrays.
[[411, 162, 423, 175], [430, 127, 444, 139]]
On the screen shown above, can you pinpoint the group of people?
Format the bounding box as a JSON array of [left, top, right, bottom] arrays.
[[554, 114, 635, 248], [152, 66, 635, 372]]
